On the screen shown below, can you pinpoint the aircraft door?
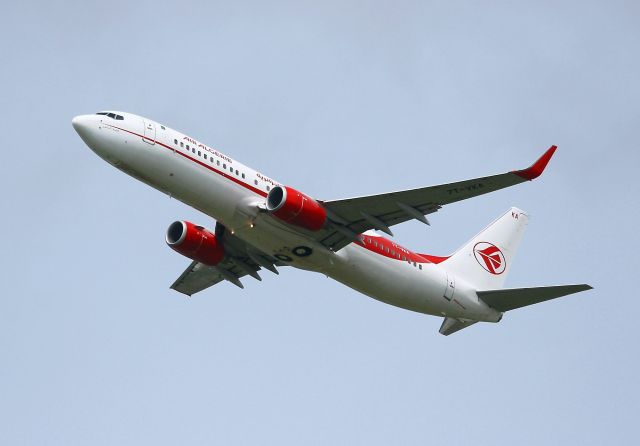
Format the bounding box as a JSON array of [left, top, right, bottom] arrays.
[[444, 273, 455, 300], [143, 120, 156, 145]]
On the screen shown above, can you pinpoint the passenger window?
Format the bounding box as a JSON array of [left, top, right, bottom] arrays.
[[198, 151, 201, 156], [161, 125, 165, 130], [402, 256, 406, 261], [267, 186, 270, 191], [180, 142, 184, 147], [174, 139, 178, 145], [242, 173, 245, 179], [217, 160, 220, 166], [204, 154, 207, 160], [186, 145, 189, 150], [254, 179, 258, 185], [419, 265, 422, 270], [235, 169, 239, 175], [192, 148, 195, 154], [223, 164, 226, 169]]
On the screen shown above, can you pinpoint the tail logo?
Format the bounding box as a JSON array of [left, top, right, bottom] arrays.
[[473, 242, 506, 275]]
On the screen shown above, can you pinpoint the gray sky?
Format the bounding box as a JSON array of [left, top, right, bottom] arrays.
[[1, 1, 638, 444]]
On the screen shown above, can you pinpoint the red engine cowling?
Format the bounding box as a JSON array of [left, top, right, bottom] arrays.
[[266, 186, 327, 231], [165, 221, 225, 266]]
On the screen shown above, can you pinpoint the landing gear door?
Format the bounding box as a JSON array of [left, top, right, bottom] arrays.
[[143, 120, 156, 145], [444, 274, 455, 300]]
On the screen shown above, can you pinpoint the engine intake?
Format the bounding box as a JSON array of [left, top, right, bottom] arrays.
[[166, 221, 225, 266], [266, 186, 327, 231]]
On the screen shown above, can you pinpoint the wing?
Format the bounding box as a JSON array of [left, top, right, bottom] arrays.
[[170, 260, 226, 296], [316, 146, 557, 251], [170, 223, 284, 296]]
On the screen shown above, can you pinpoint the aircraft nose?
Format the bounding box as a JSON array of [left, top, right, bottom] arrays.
[[71, 115, 91, 137]]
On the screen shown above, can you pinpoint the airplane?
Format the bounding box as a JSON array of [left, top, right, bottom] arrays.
[[72, 111, 592, 335]]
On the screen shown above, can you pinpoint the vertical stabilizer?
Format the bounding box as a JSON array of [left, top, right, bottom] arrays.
[[440, 208, 528, 290]]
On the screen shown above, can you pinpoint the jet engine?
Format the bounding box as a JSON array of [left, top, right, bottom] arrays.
[[266, 186, 327, 231], [166, 221, 225, 265]]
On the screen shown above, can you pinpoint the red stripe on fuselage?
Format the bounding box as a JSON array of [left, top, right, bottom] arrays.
[[418, 254, 448, 264], [105, 123, 268, 197], [356, 234, 444, 264]]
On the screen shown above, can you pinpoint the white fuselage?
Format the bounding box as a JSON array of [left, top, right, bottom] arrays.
[[72, 111, 502, 323]]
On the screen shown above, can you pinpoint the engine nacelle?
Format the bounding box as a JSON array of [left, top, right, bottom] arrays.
[[165, 221, 225, 266], [266, 186, 327, 231]]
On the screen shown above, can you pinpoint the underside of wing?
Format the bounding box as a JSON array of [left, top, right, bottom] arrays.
[[171, 261, 225, 296], [169, 223, 285, 296], [315, 146, 557, 251]]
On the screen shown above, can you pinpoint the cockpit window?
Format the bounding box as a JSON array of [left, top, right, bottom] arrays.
[[95, 112, 124, 120]]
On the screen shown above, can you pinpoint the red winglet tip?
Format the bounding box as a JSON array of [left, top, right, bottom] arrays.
[[513, 145, 557, 180]]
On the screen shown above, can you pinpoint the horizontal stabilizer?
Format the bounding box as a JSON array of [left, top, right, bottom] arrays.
[[439, 317, 478, 336], [478, 284, 593, 312]]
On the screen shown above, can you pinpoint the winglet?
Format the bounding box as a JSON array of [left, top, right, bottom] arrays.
[[513, 145, 557, 181]]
